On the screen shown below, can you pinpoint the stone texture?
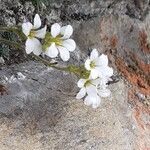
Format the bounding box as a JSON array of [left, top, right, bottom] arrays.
[[0, 62, 136, 150], [0, 0, 150, 149]]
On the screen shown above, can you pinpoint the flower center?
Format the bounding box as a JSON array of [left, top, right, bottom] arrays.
[[90, 61, 96, 68], [84, 80, 91, 87], [50, 35, 63, 46], [28, 30, 36, 39], [42, 33, 63, 51]]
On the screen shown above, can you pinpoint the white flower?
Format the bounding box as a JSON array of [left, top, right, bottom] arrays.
[[22, 14, 47, 55], [45, 23, 76, 61], [76, 78, 100, 108], [76, 74, 111, 108], [85, 49, 113, 79], [76, 78, 98, 100], [76, 77, 111, 108]]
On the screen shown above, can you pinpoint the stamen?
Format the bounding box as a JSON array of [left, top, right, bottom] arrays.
[[90, 61, 96, 68], [84, 80, 91, 87]]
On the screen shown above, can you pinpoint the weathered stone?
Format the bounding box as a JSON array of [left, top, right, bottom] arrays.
[[0, 0, 150, 149], [0, 61, 137, 150]]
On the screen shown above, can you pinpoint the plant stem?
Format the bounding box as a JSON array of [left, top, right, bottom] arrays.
[[0, 26, 87, 78], [32, 54, 81, 75], [0, 37, 79, 75], [0, 26, 26, 41], [0, 37, 23, 49], [31, 54, 68, 71]]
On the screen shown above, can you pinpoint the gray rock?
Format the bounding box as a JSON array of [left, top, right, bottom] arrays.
[[0, 0, 150, 149], [0, 61, 136, 150]]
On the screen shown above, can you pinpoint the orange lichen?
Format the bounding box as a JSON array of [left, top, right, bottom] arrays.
[[128, 88, 150, 150], [139, 30, 150, 53], [110, 35, 118, 49], [115, 57, 150, 96]]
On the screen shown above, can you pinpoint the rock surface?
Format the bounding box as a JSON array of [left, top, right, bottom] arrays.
[[0, 0, 150, 150], [0, 62, 136, 150]]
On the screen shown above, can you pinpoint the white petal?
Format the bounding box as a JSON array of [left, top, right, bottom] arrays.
[[98, 66, 113, 77], [90, 49, 99, 60], [86, 85, 97, 96], [105, 67, 113, 77], [91, 78, 102, 86], [45, 43, 58, 58], [85, 58, 91, 70], [90, 69, 99, 79], [22, 22, 33, 36], [84, 95, 93, 106], [77, 79, 86, 88], [84, 95, 101, 108], [98, 88, 111, 98], [57, 46, 70, 61], [61, 25, 73, 39], [62, 39, 76, 52], [25, 38, 42, 55], [76, 88, 86, 99], [51, 23, 61, 38], [96, 54, 108, 66], [98, 77, 108, 88], [35, 26, 47, 39], [33, 14, 41, 29], [33, 46, 42, 56], [92, 95, 101, 108]]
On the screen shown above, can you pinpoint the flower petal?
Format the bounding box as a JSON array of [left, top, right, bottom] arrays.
[[76, 88, 86, 99], [86, 85, 97, 96], [105, 67, 113, 77], [45, 43, 58, 58], [35, 25, 47, 39], [98, 66, 113, 77], [57, 46, 70, 61], [90, 49, 98, 60], [22, 22, 33, 36], [92, 95, 101, 108], [90, 69, 99, 79], [77, 79, 86, 88], [25, 38, 42, 55], [61, 25, 73, 39], [85, 58, 91, 70], [33, 14, 41, 29], [62, 39, 76, 52], [96, 54, 108, 66], [98, 88, 111, 98], [51, 23, 61, 38], [91, 78, 101, 86], [33, 46, 42, 56], [84, 95, 101, 108], [84, 95, 93, 106], [98, 77, 108, 88]]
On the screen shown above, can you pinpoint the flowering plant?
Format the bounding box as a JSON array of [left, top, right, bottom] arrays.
[[0, 14, 115, 108]]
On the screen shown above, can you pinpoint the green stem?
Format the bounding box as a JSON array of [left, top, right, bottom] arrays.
[[0, 37, 23, 49], [0, 37, 80, 75], [32, 54, 81, 75], [0, 26, 26, 41], [31, 54, 68, 71], [0, 27, 89, 78]]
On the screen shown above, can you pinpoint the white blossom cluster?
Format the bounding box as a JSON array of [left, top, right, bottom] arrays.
[[22, 14, 76, 61], [22, 14, 113, 108], [76, 49, 113, 108]]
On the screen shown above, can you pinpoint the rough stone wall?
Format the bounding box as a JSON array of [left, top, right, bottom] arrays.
[[0, 0, 150, 149]]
